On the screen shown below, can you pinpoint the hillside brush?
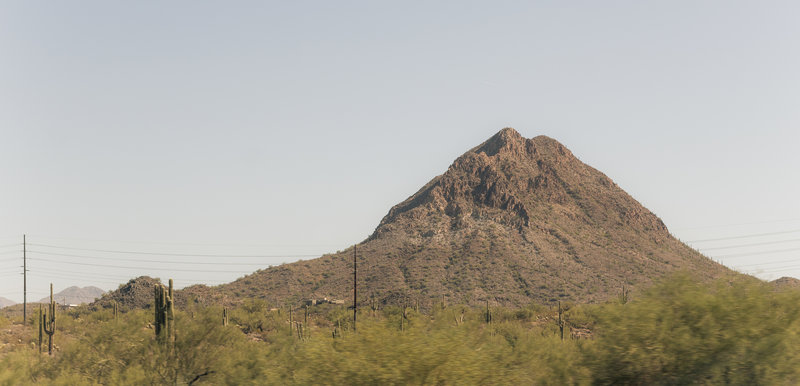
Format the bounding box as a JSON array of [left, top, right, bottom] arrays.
[[154, 279, 175, 344]]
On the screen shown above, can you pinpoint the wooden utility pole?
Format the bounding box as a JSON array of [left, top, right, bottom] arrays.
[[353, 244, 357, 333], [23, 234, 26, 326]]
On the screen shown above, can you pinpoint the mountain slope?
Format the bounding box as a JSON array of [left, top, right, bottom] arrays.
[[183, 128, 729, 307]]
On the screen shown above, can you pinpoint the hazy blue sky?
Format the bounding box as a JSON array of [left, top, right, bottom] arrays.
[[1, 2, 799, 302]]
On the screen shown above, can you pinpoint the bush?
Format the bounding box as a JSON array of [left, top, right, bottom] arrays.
[[587, 273, 800, 385]]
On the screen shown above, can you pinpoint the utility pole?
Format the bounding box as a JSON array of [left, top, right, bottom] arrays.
[[23, 234, 26, 326], [353, 244, 357, 333]]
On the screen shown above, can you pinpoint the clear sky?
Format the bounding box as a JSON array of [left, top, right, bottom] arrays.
[[1, 2, 798, 303]]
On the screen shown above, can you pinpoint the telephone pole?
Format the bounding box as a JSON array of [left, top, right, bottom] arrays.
[[353, 244, 357, 333], [23, 234, 26, 326]]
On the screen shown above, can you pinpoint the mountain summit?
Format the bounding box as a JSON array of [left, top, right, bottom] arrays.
[[373, 128, 667, 241], [185, 128, 728, 306]]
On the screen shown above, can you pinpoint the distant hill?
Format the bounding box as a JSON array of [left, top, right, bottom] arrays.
[[771, 276, 800, 289], [91, 276, 189, 311], [38, 286, 105, 305], [0, 297, 16, 309], [182, 128, 731, 308]]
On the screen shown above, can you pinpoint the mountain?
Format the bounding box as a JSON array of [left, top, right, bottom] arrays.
[[182, 128, 729, 307], [0, 297, 16, 309], [38, 286, 105, 305]]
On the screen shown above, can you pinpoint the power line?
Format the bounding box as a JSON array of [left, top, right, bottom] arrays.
[[27, 243, 320, 258], [735, 258, 800, 268], [31, 267, 139, 280], [699, 238, 800, 251], [28, 257, 257, 273], [743, 264, 800, 274], [28, 251, 275, 266], [674, 218, 800, 231], [30, 273, 125, 286], [30, 266, 232, 284], [29, 234, 344, 248], [715, 247, 800, 259], [688, 229, 800, 243]]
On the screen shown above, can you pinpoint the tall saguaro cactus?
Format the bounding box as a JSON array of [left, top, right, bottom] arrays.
[[621, 285, 630, 305], [154, 279, 175, 343], [37, 304, 43, 353], [304, 304, 309, 339], [401, 300, 408, 332], [353, 244, 357, 333], [42, 283, 56, 355], [288, 305, 293, 336], [558, 301, 564, 341]]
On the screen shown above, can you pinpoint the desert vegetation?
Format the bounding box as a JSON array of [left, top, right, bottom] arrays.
[[0, 273, 798, 385]]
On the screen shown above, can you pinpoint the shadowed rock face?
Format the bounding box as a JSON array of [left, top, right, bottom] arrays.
[[183, 128, 729, 308]]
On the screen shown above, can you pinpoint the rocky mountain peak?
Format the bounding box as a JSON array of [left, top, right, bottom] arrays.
[[473, 127, 525, 156], [372, 128, 650, 240]]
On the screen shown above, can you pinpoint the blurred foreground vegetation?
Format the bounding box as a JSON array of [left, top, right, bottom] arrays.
[[1, 273, 800, 385]]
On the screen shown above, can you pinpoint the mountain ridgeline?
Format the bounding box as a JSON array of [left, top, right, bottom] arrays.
[[183, 128, 729, 307]]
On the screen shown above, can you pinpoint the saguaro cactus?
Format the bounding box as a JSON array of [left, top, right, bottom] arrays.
[[304, 304, 309, 339], [401, 300, 408, 332], [223, 307, 229, 326], [43, 283, 56, 355], [112, 300, 118, 320], [558, 301, 564, 341], [621, 285, 630, 305], [288, 305, 293, 336], [154, 279, 175, 343], [485, 300, 492, 324], [37, 304, 43, 353]]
